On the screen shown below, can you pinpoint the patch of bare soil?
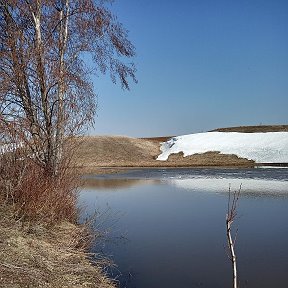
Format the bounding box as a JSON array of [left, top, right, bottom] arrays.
[[0, 204, 115, 288], [72, 136, 254, 174]]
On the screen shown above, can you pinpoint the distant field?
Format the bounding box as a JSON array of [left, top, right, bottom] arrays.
[[211, 125, 288, 133]]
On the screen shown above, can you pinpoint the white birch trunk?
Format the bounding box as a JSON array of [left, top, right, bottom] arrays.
[[226, 218, 238, 288], [55, 0, 70, 174], [31, 2, 53, 170]]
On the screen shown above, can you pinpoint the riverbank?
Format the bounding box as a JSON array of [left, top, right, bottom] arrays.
[[0, 203, 115, 288], [0, 156, 116, 288]]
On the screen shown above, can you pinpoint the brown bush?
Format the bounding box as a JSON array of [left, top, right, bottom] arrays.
[[0, 149, 116, 287], [0, 151, 80, 225]]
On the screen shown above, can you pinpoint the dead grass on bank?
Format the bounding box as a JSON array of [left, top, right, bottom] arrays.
[[0, 204, 116, 288], [0, 151, 116, 288], [165, 151, 254, 167]]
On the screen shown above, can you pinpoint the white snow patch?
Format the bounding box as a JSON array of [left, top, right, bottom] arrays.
[[157, 132, 288, 163]]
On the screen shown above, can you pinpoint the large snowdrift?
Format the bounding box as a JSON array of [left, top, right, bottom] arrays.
[[157, 132, 288, 163]]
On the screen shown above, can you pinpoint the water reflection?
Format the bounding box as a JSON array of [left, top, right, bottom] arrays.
[[83, 177, 161, 190], [80, 168, 288, 288], [169, 178, 288, 198], [85, 167, 288, 181]]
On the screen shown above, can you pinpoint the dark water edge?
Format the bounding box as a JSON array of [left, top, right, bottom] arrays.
[[255, 163, 288, 167], [85, 167, 288, 181], [80, 168, 288, 288]]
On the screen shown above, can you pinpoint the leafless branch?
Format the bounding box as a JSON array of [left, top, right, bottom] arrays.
[[226, 184, 242, 288]]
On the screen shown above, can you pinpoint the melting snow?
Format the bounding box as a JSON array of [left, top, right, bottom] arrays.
[[157, 132, 288, 163]]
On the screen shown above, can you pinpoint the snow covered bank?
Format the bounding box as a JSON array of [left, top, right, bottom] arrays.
[[157, 132, 288, 163]]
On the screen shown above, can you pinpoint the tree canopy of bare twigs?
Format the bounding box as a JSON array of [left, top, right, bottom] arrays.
[[0, 0, 136, 175]]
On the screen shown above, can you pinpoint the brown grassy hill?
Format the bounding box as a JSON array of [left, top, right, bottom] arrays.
[[73, 125, 288, 173], [73, 136, 160, 167], [73, 135, 254, 174], [211, 125, 288, 133]]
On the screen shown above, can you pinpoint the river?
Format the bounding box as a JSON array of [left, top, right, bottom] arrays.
[[80, 168, 288, 288]]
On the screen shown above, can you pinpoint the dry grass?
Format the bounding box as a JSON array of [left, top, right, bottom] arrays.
[[140, 136, 174, 142], [165, 151, 254, 167], [0, 152, 79, 225], [72, 135, 160, 171], [0, 150, 116, 288], [72, 135, 254, 174], [0, 204, 115, 288], [211, 124, 288, 133]]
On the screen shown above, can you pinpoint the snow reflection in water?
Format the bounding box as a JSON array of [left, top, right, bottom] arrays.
[[169, 178, 288, 197]]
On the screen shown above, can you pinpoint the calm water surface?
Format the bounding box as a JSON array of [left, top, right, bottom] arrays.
[[80, 168, 288, 288]]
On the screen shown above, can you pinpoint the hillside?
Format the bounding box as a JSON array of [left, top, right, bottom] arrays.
[[72, 125, 288, 173], [73, 136, 160, 168], [73, 135, 254, 174], [211, 125, 288, 133]]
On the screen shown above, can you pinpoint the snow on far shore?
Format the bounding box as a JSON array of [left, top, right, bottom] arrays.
[[157, 132, 288, 163]]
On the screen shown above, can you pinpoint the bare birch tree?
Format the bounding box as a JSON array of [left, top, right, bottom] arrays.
[[0, 0, 136, 175]]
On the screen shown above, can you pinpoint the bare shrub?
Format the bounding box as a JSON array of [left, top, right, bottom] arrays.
[[17, 163, 79, 224], [0, 148, 26, 204], [0, 149, 80, 225]]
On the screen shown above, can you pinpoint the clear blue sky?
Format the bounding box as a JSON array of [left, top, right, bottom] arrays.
[[89, 0, 288, 137]]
